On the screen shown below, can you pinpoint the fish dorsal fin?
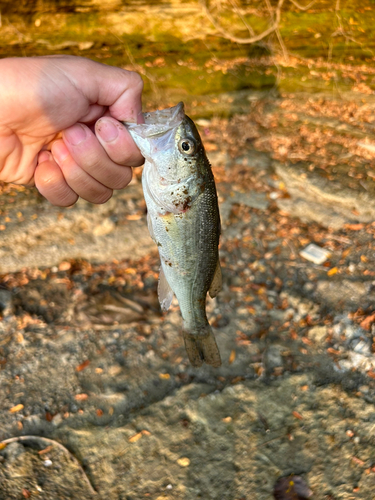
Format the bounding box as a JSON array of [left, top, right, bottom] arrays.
[[158, 266, 174, 311], [209, 260, 222, 299]]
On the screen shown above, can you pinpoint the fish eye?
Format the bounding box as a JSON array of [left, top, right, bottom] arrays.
[[178, 137, 196, 156]]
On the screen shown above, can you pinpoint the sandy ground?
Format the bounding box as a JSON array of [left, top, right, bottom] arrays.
[[1, 92, 375, 499]]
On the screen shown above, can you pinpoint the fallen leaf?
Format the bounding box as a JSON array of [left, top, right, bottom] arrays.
[[177, 457, 190, 467], [38, 445, 54, 455], [9, 404, 24, 413], [352, 456, 365, 466], [292, 411, 303, 420], [126, 214, 143, 220], [344, 223, 364, 231], [327, 267, 338, 276], [58, 261, 71, 271], [228, 350, 236, 364], [76, 360, 90, 372], [128, 432, 143, 443], [74, 393, 89, 401], [360, 313, 375, 331]]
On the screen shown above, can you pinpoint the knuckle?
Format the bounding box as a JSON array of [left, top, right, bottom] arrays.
[[91, 188, 113, 205], [130, 71, 144, 91]]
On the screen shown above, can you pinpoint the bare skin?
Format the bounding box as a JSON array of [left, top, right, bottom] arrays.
[[0, 55, 144, 206]]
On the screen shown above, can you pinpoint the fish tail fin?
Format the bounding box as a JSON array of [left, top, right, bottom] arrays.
[[182, 326, 221, 368]]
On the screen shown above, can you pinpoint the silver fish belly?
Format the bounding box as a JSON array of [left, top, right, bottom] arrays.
[[126, 102, 222, 367]]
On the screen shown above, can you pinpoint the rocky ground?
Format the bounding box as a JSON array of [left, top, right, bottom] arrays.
[[0, 91, 375, 499]]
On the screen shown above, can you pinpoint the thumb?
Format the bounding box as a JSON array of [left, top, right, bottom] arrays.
[[53, 56, 144, 123]]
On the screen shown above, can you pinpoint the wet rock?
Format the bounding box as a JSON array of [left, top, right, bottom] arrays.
[[1, 442, 24, 464], [263, 344, 284, 375], [220, 190, 269, 225], [0, 289, 13, 317], [315, 280, 368, 309], [274, 161, 375, 229], [13, 280, 69, 323], [0, 186, 153, 273], [308, 325, 328, 343]]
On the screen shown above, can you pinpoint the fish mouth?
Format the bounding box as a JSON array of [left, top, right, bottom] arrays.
[[126, 102, 185, 139]]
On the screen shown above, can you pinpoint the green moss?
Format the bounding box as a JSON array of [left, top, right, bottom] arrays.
[[1, 0, 375, 114]]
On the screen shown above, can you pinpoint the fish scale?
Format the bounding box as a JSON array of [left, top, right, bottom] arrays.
[[126, 103, 222, 367]]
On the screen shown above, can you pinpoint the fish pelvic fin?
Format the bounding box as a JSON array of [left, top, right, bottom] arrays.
[[209, 260, 222, 299], [182, 325, 221, 368], [158, 266, 174, 312]]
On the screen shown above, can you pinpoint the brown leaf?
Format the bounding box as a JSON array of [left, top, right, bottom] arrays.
[[344, 223, 364, 230], [9, 404, 24, 413], [76, 360, 90, 372], [75, 393, 89, 401], [360, 313, 375, 331], [128, 432, 143, 443], [228, 350, 236, 364], [292, 411, 303, 420]]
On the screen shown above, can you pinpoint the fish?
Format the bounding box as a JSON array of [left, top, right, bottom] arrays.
[[126, 102, 222, 367]]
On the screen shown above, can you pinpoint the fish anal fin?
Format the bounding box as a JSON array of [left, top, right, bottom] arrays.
[[209, 260, 222, 299], [182, 326, 221, 368], [158, 266, 174, 312]]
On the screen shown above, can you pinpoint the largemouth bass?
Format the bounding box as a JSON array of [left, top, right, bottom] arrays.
[[126, 103, 222, 367]]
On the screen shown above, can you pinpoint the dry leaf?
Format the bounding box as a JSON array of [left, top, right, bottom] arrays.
[[74, 393, 89, 401], [360, 313, 375, 331], [327, 267, 338, 276], [228, 350, 236, 364], [177, 457, 190, 467], [9, 404, 24, 413], [76, 360, 90, 372], [292, 411, 303, 420], [128, 432, 143, 443]]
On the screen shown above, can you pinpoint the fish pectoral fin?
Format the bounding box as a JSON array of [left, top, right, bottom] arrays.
[[158, 267, 174, 312], [147, 212, 156, 243], [182, 326, 221, 368], [208, 260, 222, 299]]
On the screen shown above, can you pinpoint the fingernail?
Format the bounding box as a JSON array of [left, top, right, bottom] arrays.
[[137, 111, 145, 125], [38, 151, 52, 163], [64, 124, 87, 146], [96, 119, 119, 143]]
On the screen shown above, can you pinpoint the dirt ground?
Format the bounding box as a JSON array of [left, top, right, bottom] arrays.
[[1, 91, 375, 499]]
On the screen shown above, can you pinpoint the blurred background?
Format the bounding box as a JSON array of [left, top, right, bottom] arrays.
[[1, 0, 374, 114]]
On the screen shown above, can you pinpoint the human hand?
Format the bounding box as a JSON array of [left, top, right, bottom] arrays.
[[0, 55, 144, 206]]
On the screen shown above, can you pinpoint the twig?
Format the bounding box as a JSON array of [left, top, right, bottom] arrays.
[[109, 31, 160, 97], [200, 0, 285, 45], [0, 435, 97, 496], [264, 0, 289, 64], [228, 0, 255, 37], [289, 0, 317, 11]]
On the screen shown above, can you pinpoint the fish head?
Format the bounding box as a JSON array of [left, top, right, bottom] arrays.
[[126, 103, 206, 182]]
